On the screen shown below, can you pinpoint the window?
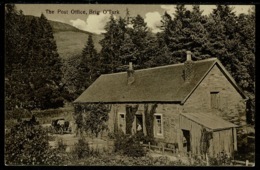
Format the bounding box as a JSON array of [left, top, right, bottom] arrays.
[[154, 114, 163, 137], [118, 113, 126, 133], [211, 92, 219, 109]]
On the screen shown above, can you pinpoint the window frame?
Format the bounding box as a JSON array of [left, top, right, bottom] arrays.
[[210, 91, 220, 109], [154, 113, 164, 138]]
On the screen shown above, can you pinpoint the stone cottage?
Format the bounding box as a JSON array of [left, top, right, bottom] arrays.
[[74, 51, 248, 157]]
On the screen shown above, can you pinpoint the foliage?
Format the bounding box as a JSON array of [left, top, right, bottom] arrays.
[[72, 137, 91, 159], [144, 104, 157, 139], [77, 35, 101, 94], [5, 5, 64, 110], [5, 121, 64, 165], [57, 138, 67, 152], [200, 128, 213, 155], [74, 103, 110, 137], [125, 105, 138, 134], [5, 108, 32, 120], [209, 151, 232, 166], [235, 133, 255, 162], [114, 132, 146, 157]]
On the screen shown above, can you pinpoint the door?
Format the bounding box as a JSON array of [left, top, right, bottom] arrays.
[[182, 129, 191, 152]]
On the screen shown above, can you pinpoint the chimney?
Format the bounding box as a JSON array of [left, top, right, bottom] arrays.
[[127, 62, 135, 85], [186, 51, 192, 61], [184, 51, 194, 82]]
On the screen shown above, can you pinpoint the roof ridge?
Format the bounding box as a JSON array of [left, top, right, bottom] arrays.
[[102, 58, 218, 76]]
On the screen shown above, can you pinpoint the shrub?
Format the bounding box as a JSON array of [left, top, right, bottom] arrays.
[[57, 138, 67, 152], [135, 133, 157, 145], [5, 121, 65, 165], [5, 108, 32, 120], [114, 133, 146, 157], [209, 151, 232, 166], [72, 137, 90, 159]]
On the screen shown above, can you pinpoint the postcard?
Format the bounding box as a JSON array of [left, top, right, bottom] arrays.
[[4, 3, 255, 166]]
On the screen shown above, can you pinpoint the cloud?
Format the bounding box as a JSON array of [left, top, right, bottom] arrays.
[[231, 5, 253, 15], [144, 12, 162, 33], [160, 5, 216, 16], [160, 5, 176, 18], [70, 13, 115, 34]]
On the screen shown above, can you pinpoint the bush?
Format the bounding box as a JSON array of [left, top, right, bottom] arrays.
[[135, 133, 157, 145], [5, 121, 65, 165], [114, 133, 146, 157], [72, 138, 90, 159], [5, 108, 32, 120], [209, 151, 232, 166], [57, 138, 67, 152]]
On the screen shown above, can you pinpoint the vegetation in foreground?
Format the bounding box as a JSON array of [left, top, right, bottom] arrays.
[[5, 114, 255, 166]]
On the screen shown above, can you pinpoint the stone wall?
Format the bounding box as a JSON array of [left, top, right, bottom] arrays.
[[179, 65, 246, 126]]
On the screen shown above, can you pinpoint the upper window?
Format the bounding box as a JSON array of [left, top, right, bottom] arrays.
[[210, 91, 220, 109], [154, 114, 163, 137]]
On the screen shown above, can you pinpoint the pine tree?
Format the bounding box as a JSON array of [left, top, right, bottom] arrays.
[[22, 14, 64, 109], [100, 15, 122, 73], [78, 34, 100, 92], [164, 5, 192, 63], [5, 5, 33, 109], [119, 33, 138, 66], [189, 5, 210, 60], [130, 15, 149, 67]]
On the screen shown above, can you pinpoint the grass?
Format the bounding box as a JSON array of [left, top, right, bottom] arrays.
[[54, 31, 103, 59]]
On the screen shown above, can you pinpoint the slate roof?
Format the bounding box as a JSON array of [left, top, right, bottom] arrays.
[[74, 58, 247, 104], [180, 112, 238, 131]]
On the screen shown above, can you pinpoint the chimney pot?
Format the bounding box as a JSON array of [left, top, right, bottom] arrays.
[[127, 62, 135, 85], [186, 51, 192, 61], [129, 62, 133, 70]]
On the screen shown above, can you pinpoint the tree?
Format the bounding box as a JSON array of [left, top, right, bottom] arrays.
[[188, 5, 210, 60], [130, 15, 149, 67], [77, 34, 100, 92], [26, 14, 64, 109], [119, 33, 138, 65], [100, 15, 122, 73], [163, 5, 192, 63], [5, 5, 37, 110], [162, 5, 211, 63]]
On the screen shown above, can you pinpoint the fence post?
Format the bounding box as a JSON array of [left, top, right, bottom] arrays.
[[206, 153, 209, 166], [246, 160, 249, 166], [162, 145, 165, 155], [148, 142, 150, 150]]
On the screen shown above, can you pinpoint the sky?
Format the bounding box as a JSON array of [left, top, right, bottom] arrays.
[[15, 4, 254, 34]]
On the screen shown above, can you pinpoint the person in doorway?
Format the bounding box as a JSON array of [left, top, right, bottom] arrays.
[[137, 123, 142, 132]]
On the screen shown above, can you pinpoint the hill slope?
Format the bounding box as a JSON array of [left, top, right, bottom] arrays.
[[25, 15, 103, 59], [49, 19, 103, 59], [53, 31, 103, 59]]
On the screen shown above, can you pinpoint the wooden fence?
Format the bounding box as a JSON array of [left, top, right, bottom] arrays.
[[141, 142, 255, 166], [231, 160, 255, 167], [141, 142, 209, 165]]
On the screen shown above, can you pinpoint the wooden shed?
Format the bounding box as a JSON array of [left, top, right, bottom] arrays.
[[179, 112, 237, 157]]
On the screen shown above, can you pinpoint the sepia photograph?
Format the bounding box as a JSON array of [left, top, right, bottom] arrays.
[[4, 3, 255, 166]]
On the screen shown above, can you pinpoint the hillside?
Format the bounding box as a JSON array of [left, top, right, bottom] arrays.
[[54, 31, 103, 59], [25, 15, 103, 59], [49, 19, 103, 59]]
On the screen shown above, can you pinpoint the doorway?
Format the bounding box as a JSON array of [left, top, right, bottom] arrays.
[[182, 129, 191, 152], [136, 115, 143, 133]]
